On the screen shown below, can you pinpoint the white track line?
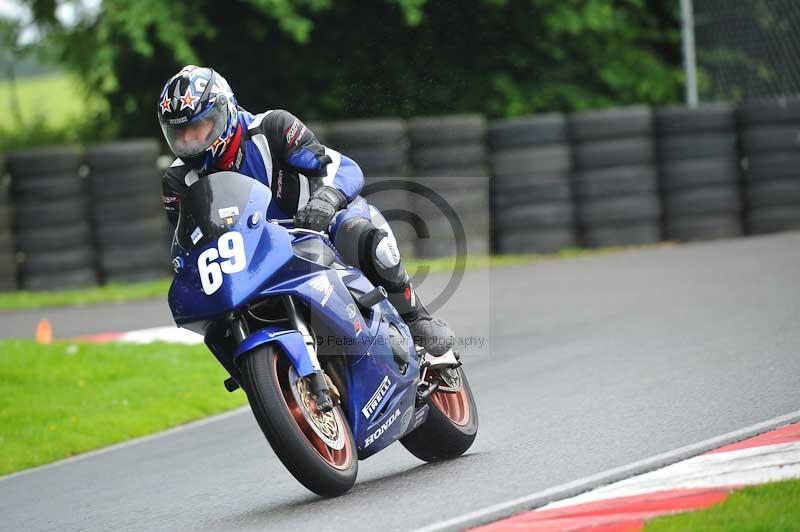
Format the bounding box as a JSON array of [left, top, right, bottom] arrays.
[[412, 409, 800, 532], [119, 326, 203, 344], [545, 441, 800, 509], [0, 406, 250, 483]]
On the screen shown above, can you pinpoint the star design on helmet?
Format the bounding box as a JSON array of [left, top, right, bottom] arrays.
[[160, 94, 171, 113], [210, 131, 231, 157], [179, 87, 199, 111]]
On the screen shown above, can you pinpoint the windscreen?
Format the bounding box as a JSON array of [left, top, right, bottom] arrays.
[[176, 172, 255, 250]]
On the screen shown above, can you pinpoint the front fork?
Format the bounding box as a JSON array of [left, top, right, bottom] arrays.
[[283, 295, 322, 371], [283, 296, 336, 411], [230, 296, 334, 412]]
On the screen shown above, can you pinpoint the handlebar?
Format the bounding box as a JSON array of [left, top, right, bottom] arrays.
[[269, 218, 296, 226], [269, 218, 329, 238]]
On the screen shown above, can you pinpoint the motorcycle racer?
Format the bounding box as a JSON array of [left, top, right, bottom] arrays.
[[158, 65, 454, 362]]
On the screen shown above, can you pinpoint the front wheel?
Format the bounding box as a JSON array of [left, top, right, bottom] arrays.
[[241, 345, 357, 497], [400, 366, 478, 462]]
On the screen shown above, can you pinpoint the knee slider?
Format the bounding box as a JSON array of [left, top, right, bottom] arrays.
[[366, 228, 405, 288], [374, 231, 400, 269]]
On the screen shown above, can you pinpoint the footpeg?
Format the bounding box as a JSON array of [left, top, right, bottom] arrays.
[[417, 381, 439, 402], [224, 377, 240, 392], [423, 349, 460, 369]]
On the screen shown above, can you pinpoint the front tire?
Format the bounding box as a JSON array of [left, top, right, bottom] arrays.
[[241, 345, 357, 497], [400, 366, 478, 462]]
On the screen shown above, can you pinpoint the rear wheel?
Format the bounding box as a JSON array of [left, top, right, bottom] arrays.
[[400, 366, 478, 462], [241, 345, 357, 496]]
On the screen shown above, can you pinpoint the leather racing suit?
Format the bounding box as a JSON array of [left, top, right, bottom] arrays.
[[161, 109, 454, 357]]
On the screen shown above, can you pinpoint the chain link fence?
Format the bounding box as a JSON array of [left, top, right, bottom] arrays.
[[693, 0, 800, 101]]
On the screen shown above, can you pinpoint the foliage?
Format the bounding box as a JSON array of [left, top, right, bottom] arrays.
[[0, 73, 90, 151], [17, 0, 682, 139], [0, 12, 105, 149]]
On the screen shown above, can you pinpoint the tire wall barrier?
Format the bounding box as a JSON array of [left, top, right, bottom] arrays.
[[86, 139, 170, 284], [656, 103, 742, 241], [737, 98, 800, 234], [2, 141, 170, 291], [7, 146, 97, 290], [0, 155, 16, 291], [408, 115, 490, 258], [570, 106, 661, 248], [2, 99, 799, 292], [490, 114, 576, 253]]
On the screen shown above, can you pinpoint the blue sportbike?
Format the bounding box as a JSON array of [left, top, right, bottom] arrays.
[[168, 172, 478, 496]]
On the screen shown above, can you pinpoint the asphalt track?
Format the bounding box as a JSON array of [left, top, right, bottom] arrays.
[[2, 232, 800, 531]]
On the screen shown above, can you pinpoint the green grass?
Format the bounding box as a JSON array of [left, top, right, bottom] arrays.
[[0, 278, 173, 310], [0, 72, 87, 137], [0, 339, 247, 476], [0, 246, 668, 311], [645, 479, 800, 531]]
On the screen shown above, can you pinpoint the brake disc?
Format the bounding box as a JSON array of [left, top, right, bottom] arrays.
[[288, 367, 346, 450]]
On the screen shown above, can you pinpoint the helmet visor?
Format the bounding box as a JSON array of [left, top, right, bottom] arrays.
[[161, 103, 227, 159]]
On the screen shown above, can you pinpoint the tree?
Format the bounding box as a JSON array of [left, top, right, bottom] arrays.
[[21, 0, 682, 139], [1, 16, 27, 128]]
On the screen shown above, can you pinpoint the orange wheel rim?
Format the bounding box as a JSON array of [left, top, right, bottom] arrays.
[[429, 372, 471, 427], [273, 356, 353, 470]]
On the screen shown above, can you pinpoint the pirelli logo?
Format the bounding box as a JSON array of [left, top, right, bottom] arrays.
[[362, 376, 391, 419]]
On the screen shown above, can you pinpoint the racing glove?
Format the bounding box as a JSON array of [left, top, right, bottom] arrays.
[[294, 186, 347, 232]]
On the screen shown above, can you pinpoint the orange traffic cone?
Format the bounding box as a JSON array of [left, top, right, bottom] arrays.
[[35, 319, 53, 344]]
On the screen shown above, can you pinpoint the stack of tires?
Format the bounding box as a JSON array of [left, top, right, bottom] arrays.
[[327, 119, 416, 258], [0, 156, 16, 291], [409, 115, 489, 178], [7, 146, 98, 290], [327, 119, 409, 178], [738, 98, 800, 234], [655, 103, 741, 241], [569, 106, 661, 247], [87, 139, 170, 283], [489, 113, 576, 253], [408, 115, 490, 257]]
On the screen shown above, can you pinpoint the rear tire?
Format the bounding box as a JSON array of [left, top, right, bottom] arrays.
[[241, 345, 357, 497], [401, 367, 478, 462]]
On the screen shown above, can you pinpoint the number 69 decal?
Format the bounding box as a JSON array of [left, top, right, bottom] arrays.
[[198, 231, 247, 295]]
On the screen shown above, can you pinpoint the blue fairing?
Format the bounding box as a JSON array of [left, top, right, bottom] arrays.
[[168, 182, 294, 324], [234, 327, 316, 377], [168, 172, 427, 460]]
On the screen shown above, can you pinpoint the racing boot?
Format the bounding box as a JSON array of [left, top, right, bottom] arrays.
[[389, 279, 456, 357]]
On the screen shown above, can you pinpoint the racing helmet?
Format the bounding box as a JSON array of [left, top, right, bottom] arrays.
[[157, 66, 240, 172]]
